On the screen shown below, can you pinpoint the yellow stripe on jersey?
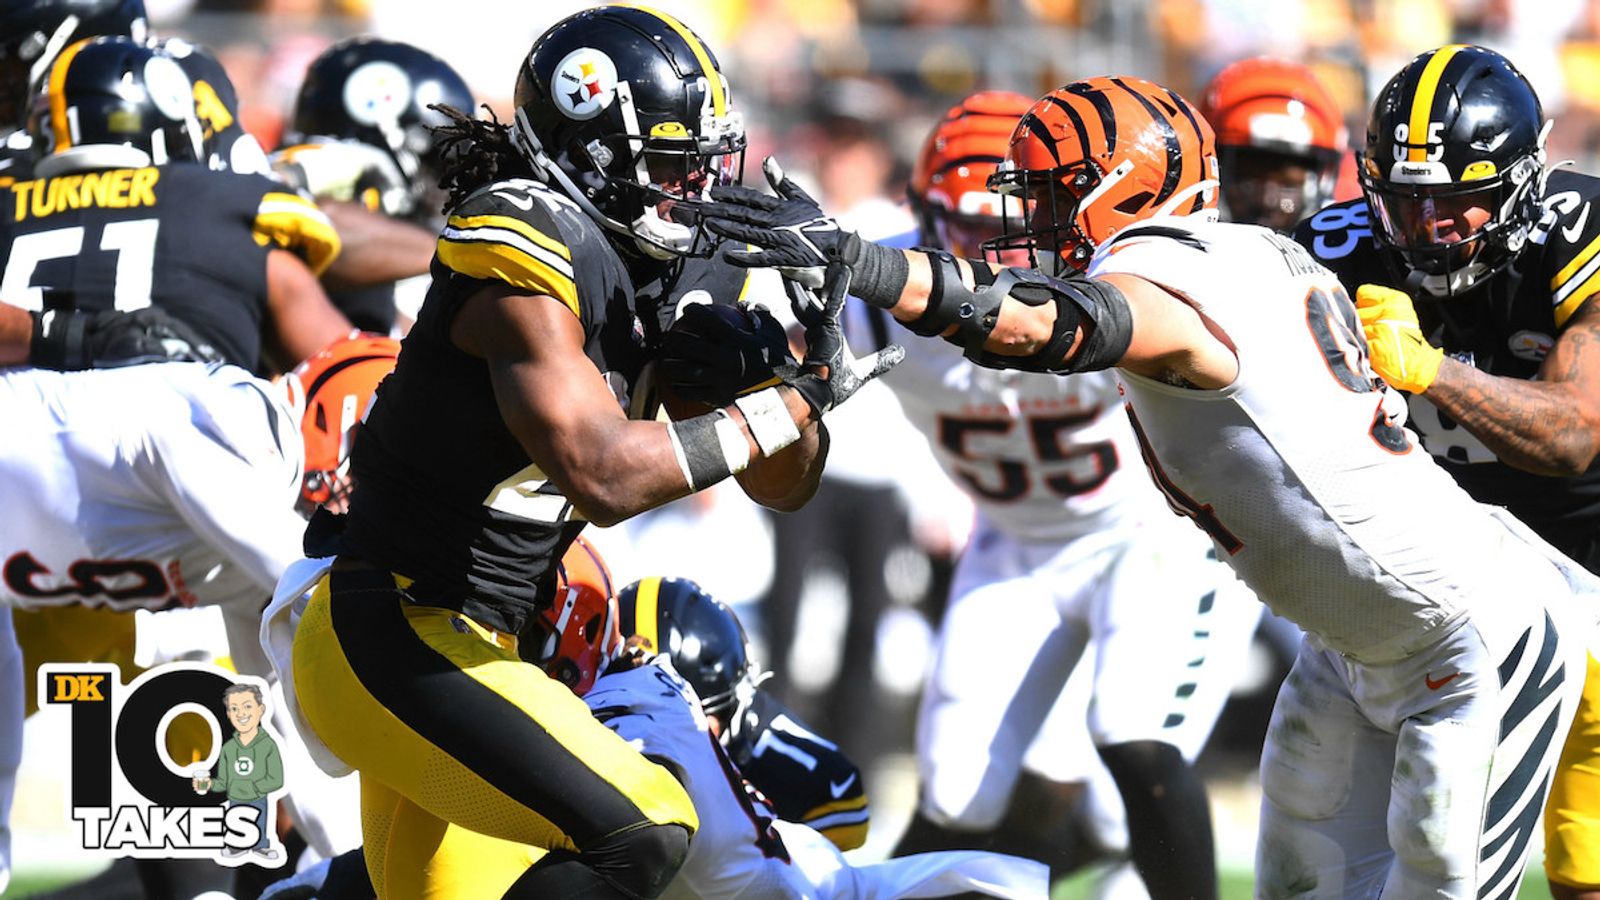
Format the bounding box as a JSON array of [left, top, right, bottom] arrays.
[[820, 821, 868, 852], [252, 192, 341, 275], [48, 38, 93, 153], [1407, 45, 1466, 163], [805, 794, 868, 819], [633, 576, 661, 651], [1552, 231, 1600, 327], [618, 4, 725, 116], [438, 214, 579, 316]]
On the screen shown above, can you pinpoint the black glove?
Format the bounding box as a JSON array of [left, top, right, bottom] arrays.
[[658, 302, 795, 406], [29, 307, 224, 371], [781, 262, 904, 415], [695, 157, 852, 289]]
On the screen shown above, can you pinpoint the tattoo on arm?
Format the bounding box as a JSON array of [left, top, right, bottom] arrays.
[[1423, 300, 1600, 476]]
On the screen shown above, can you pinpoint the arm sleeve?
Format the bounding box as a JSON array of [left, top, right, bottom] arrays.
[[254, 737, 284, 794]]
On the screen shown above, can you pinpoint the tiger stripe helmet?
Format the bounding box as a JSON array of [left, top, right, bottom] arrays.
[[534, 536, 622, 697], [1200, 57, 1347, 231], [279, 332, 400, 517], [986, 76, 1219, 274], [910, 90, 1033, 259], [1360, 45, 1545, 297]]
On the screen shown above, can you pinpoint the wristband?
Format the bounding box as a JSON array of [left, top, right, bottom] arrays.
[[668, 410, 751, 491], [840, 232, 910, 310], [734, 387, 802, 457]]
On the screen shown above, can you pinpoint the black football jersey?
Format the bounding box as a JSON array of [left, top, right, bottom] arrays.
[[0, 133, 31, 187], [341, 178, 751, 634], [728, 690, 870, 851], [0, 163, 338, 370], [1293, 169, 1600, 566]]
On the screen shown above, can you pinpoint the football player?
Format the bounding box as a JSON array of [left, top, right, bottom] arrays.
[[274, 37, 476, 334], [616, 576, 871, 850], [0, 330, 395, 888], [853, 90, 1260, 900], [280, 6, 895, 898], [0, 36, 351, 373], [1199, 56, 1351, 232], [695, 74, 1599, 898], [1292, 44, 1600, 900]]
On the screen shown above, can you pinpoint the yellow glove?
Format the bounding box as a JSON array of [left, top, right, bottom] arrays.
[[1355, 284, 1444, 393]]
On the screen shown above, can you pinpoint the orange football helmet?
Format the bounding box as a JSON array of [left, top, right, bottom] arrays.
[[279, 332, 400, 517], [1199, 57, 1348, 231], [986, 76, 1219, 274], [532, 536, 622, 696], [910, 90, 1034, 259]]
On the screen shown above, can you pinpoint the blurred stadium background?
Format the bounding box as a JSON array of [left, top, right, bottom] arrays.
[[11, 0, 1600, 895]]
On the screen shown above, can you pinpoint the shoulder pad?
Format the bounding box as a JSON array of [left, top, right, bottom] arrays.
[[437, 179, 594, 317], [249, 182, 342, 275], [1538, 170, 1600, 327]]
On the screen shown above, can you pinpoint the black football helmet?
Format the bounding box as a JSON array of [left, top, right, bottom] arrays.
[[511, 4, 746, 259], [617, 577, 768, 733], [0, 0, 146, 129], [154, 38, 269, 175], [1360, 44, 1547, 297], [27, 36, 201, 178], [289, 37, 473, 223]]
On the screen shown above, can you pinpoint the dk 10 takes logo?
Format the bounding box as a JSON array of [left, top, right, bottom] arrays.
[[38, 662, 288, 866]]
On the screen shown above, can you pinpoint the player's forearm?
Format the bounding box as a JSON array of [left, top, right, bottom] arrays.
[[1425, 357, 1600, 476], [318, 202, 436, 291], [0, 303, 31, 366]]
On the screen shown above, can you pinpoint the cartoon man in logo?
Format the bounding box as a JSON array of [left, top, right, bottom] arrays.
[[192, 682, 283, 861]]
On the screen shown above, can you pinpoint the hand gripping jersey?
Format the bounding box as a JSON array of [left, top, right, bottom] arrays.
[[340, 178, 749, 635], [728, 690, 870, 850], [848, 301, 1167, 542], [1293, 170, 1600, 560], [0, 362, 304, 614], [585, 659, 1048, 900], [0, 163, 337, 370], [1092, 218, 1571, 663]]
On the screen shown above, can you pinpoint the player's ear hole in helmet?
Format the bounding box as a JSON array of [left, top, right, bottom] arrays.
[[27, 36, 202, 178], [508, 4, 746, 260], [616, 576, 769, 743], [1358, 44, 1548, 298], [984, 76, 1219, 277], [278, 332, 400, 518], [0, 0, 147, 129]]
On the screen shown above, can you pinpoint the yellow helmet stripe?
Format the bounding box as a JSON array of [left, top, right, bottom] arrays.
[[48, 38, 94, 154], [1406, 45, 1466, 163], [619, 4, 725, 117], [634, 576, 662, 650]]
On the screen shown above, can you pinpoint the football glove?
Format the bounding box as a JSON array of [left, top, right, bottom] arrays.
[[781, 262, 904, 415], [29, 307, 224, 371], [1355, 284, 1443, 393], [271, 139, 413, 217], [658, 302, 793, 406], [696, 157, 851, 289]]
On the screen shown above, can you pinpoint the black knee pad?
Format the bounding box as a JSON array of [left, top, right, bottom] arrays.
[[1097, 739, 1185, 786], [583, 822, 692, 899]]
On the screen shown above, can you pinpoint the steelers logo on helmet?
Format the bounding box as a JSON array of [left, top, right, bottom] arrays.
[[341, 60, 412, 128], [142, 55, 195, 122], [551, 47, 618, 121]]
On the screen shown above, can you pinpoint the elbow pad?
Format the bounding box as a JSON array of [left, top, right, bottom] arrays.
[[964, 271, 1133, 374]]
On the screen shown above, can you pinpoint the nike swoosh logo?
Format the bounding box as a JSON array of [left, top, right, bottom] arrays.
[[1425, 672, 1460, 690], [829, 773, 857, 798], [493, 190, 534, 211], [1564, 204, 1590, 244]]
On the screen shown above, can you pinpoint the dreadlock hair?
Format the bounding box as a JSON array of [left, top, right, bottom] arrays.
[[430, 103, 536, 212]]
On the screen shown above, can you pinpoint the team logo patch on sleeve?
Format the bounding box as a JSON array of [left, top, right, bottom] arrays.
[[553, 48, 618, 121]]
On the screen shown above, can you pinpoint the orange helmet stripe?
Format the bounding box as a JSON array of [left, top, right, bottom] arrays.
[[48, 38, 93, 154], [1109, 78, 1181, 204]]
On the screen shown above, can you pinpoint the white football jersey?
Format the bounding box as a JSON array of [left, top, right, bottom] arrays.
[[586, 660, 1047, 900], [847, 303, 1166, 542], [1090, 218, 1557, 662], [0, 363, 304, 615]]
